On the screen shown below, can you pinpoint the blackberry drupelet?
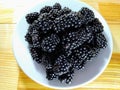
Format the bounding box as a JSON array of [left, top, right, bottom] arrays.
[[41, 34, 60, 53], [26, 12, 39, 24]]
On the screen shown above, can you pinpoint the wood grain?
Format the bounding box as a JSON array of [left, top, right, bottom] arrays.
[[0, 0, 120, 90]]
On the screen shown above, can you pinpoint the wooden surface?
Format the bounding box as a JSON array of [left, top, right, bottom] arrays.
[[0, 0, 120, 90]]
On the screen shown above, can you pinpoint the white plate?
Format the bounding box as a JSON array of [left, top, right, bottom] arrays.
[[13, 0, 113, 89]]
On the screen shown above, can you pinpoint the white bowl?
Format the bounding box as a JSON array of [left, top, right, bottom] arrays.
[[13, 0, 113, 89]]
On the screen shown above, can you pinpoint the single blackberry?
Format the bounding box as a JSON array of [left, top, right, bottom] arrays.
[[29, 46, 42, 63], [70, 46, 95, 70], [40, 6, 52, 14], [81, 7, 95, 24], [41, 34, 60, 53], [26, 12, 39, 24], [53, 3, 61, 10], [95, 33, 107, 48], [53, 12, 83, 33], [62, 28, 93, 51], [53, 55, 71, 75], [46, 68, 57, 80], [32, 16, 53, 34], [25, 32, 32, 44]]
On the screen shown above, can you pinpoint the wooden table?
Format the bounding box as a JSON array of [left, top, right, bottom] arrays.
[[0, 0, 120, 90]]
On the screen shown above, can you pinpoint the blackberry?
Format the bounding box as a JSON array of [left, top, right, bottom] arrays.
[[26, 12, 39, 24], [41, 34, 60, 53], [32, 16, 53, 33], [95, 33, 107, 48], [53, 3, 61, 10], [81, 7, 95, 24], [46, 67, 57, 80], [29, 46, 42, 63], [25, 32, 32, 44], [62, 28, 93, 51], [70, 46, 96, 70], [53, 12, 83, 33], [40, 6, 52, 14], [53, 55, 71, 75]]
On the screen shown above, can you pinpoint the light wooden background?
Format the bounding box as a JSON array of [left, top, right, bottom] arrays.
[[0, 0, 120, 90]]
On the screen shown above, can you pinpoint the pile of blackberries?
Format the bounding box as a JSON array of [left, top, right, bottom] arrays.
[[25, 3, 107, 84]]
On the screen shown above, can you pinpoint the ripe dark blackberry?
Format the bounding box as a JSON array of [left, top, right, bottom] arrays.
[[41, 34, 60, 53], [81, 7, 95, 24], [26, 12, 39, 24], [70, 46, 96, 70], [32, 16, 53, 34], [53, 3, 61, 10], [62, 28, 93, 51], [53, 55, 71, 75], [29, 46, 42, 63], [53, 12, 83, 33], [46, 67, 57, 80], [95, 33, 107, 48], [25, 32, 32, 44], [40, 6, 52, 14]]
